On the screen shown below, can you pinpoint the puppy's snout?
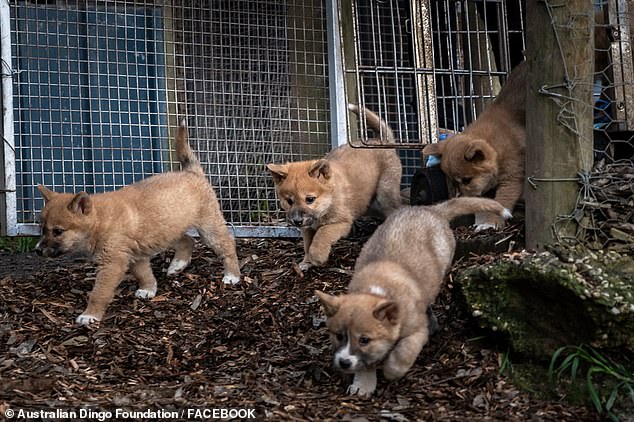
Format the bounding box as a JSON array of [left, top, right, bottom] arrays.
[[338, 357, 352, 370], [288, 209, 305, 227]]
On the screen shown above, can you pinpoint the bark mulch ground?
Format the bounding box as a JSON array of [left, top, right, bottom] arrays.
[[0, 224, 598, 421]]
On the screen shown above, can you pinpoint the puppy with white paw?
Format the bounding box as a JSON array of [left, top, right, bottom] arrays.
[[316, 197, 511, 396], [36, 120, 240, 325]]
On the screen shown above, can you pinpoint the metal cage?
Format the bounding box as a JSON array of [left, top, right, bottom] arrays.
[[338, 0, 525, 186], [2, 0, 331, 237], [6, 0, 595, 238]]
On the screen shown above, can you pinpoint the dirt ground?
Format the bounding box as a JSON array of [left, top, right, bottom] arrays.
[[0, 224, 598, 421]]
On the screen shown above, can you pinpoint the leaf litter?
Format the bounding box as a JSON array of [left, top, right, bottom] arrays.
[[0, 223, 598, 421]]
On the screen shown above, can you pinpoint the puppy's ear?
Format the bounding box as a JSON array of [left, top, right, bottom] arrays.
[[68, 192, 92, 215], [464, 139, 490, 162], [37, 184, 58, 202], [308, 160, 331, 180], [315, 290, 340, 317], [373, 300, 399, 325], [423, 142, 445, 157], [267, 163, 288, 184]]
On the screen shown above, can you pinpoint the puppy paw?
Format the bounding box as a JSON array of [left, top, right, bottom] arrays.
[[474, 222, 497, 232], [347, 382, 376, 397], [135, 288, 156, 299], [474, 212, 506, 232], [307, 252, 329, 267], [347, 384, 373, 397], [76, 314, 100, 326], [298, 260, 313, 272], [166, 258, 190, 276], [222, 273, 241, 285], [347, 370, 377, 397]]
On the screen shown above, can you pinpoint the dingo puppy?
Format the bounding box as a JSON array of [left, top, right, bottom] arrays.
[[267, 104, 402, 271], [423, 61, 526, 230], [316, 197, 511, 396], [36, 120, 240, 325]]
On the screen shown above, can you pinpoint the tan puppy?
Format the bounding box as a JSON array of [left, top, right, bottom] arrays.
[[423, 61, 526, 230], [316, 197, 511, 396], [36, 121, 240, 325], [267, 104, 402, 271]]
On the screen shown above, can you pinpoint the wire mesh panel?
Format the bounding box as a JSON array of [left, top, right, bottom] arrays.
[[4, 0, 330, 236], [171, 1, 330, 235], [339, 0, 525, 186], [9, 1, 169, 233]]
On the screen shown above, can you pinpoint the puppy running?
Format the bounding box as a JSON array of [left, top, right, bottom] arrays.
[[267, 104, 402, 271], [423, 61, 526, 230], [36, 120, 240, 325], [316, 197, 511, 396]]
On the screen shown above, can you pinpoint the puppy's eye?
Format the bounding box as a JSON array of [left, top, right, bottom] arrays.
[[305, 195, 316, 205], [335, 333, 345, 342], [52, 228, 64, 237], [461, 177, 472, 185], [286, 197, 294, 206], [358, 336, 371, 346]]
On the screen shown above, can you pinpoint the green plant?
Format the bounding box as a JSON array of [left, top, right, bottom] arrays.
[[15, 236, 39, 253], [498, 348, 512, 375], [0, 236, 39, 253], [549, 345, 634, 420]]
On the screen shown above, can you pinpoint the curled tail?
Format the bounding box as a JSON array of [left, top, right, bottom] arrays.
[[430, 197, 512, 222], [348, 103, 395, 142], [175, 119, 203, 175]]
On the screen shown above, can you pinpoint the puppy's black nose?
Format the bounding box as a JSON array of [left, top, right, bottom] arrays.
[[338, 358, 352, 369], [290, 216, 304, 227]]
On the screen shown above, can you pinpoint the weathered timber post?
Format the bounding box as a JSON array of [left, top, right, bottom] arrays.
[[525, 0, 595, 250]]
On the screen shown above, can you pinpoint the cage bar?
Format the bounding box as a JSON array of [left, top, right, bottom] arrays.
[[4, 0, 331, 237]]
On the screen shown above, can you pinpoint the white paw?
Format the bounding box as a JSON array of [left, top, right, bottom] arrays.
[[135, 288, 156, 299], [502, 208, 513, 220], [222, 273, 240, 285], [299, 261, 313, 272], [347, 370, 377, 397], [347, 382, 375, 397], [474, 223, 497, 232], [167, 258, 190, 276], [76, 314, 100, 325]]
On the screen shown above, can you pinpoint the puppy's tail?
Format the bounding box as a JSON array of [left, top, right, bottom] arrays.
[[430, 197, 512, 222], [348, 103, 394, 142], [175, 119, 203, 175]]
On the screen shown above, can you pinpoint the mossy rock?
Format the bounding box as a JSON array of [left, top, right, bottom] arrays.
[[458, 245, 634, 360]]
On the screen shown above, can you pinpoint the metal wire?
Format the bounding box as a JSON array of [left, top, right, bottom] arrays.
[[171, 1, 330, 230], [7, 0, 330, 236], [342, 0, 525, 186], [537, 0, 634, 251]]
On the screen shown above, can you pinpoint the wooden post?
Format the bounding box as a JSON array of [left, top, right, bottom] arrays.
[[525, 0, 595, 250]]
